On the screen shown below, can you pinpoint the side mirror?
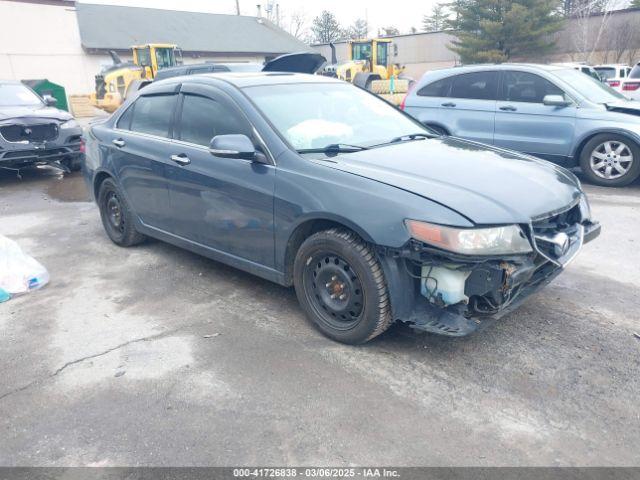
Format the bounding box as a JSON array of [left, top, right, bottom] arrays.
[[543, 94, 571, 107], [43, 95, 57, 107], [209, 134, 266, 163]]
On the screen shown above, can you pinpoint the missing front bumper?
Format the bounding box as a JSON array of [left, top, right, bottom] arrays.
[[381, 220, 601, 337]]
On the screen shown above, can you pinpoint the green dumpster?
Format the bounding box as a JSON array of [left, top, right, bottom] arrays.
[[21, 79, 69, 112]]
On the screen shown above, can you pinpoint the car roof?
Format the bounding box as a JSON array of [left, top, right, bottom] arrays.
[[0, 79, 24, 85], [431, 63, 570, 75], [183, 72, 342, 88]]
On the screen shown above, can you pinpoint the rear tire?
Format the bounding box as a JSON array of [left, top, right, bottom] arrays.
[[293, 228, 393, 344], [97, 178, 146, 247], [62, 156, 82, 172], [579, 134, 640, 187]]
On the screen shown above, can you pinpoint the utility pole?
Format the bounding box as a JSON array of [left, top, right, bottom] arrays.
[[235, 0, 240, 15]]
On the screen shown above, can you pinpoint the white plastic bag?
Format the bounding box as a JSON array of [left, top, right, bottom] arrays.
[[0, 234, 49, 295]]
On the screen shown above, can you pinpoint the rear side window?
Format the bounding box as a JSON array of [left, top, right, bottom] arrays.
[[417, 77, 452, 97], [129, 94, 176, 138], [501, 71, 565, 103], [116, 103, 134, 130], [450, 72, 498, 100], [630, 65, 640, 79], [177, 94, 252, 146]]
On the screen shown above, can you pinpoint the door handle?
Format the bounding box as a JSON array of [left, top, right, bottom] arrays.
[[499, 105, 517, 112], [112, 138, 125, 148], [170, 154, 191, 166], [441, 102, 456, 107]]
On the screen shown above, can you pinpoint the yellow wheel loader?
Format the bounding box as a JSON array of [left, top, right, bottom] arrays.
[[90, 44, 182, 113], [321, 38, 412, 104]]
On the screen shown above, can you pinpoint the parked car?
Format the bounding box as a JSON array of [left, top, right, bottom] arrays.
[[0, 80, 83, 176], [553, 62, 602, 81], [594, 64, 632, 92], [127, 52, 326, 98], [621, 62, 640, 101], [402, 64, 640, 187], [84, 73, 599, 344]]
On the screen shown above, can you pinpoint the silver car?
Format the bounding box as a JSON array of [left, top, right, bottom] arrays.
[[402, 64, 640, 187]]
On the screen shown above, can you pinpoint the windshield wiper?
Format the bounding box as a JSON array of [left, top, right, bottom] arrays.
[[388, 133, 433, 143], [297, 143, 370, 155]]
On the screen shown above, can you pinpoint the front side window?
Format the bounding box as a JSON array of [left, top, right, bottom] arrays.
[[245, 82, 428, 151], [178, 94, 251, 146], [417, 77, 453, 97], [155, 48, 175, 69], [352, 43, 372, 61], [450, 72, 498, 100], [136, 47, 151, 67], [376, 42, 388, 67], [501, 71, 565, 103], [129, 94, 176, 137], [0, 84, 43, 107]]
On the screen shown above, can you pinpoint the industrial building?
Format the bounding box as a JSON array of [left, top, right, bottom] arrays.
[[0, 0, 309, 95]]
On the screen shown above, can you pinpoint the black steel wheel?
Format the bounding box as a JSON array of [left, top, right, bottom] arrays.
[[293, 228, 392, 344], [97, 177, 146, 247]]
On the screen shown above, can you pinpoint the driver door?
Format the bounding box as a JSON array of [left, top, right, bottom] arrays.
[[164, 84, 276, 267], [494, 70, 577, 162]]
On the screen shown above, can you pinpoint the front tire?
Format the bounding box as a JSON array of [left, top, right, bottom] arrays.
[[579, 134, 640, 187], [97, 178, 146, 247], [293, 228, 393, 344]]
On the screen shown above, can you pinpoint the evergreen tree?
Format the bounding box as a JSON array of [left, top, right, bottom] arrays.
[[311, 11, 343, 43], [423, 4, 449, 32], [630, 0, 640, 8], [448, 0, 564, 63]]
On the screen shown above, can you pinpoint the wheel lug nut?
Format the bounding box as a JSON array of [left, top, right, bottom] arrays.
[[331, 276, 337, 281], [339, 294, 346, 300], [330, 294, 337, 299], [325, 282, 331, 288]]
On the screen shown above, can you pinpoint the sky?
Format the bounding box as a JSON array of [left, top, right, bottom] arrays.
[[80, 0, 441, 37]]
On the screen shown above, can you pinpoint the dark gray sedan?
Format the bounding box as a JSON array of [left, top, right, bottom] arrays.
[[83, 73, 600, 344], [0, 80, 84, 176]]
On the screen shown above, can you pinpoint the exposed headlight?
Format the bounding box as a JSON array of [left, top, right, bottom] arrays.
[[405, 220, 532, 255], [60, 119, 79, 129], [578, 194, 591, 221]]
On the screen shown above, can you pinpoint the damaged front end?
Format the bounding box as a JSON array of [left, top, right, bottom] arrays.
[[379, 197, 601, 336]]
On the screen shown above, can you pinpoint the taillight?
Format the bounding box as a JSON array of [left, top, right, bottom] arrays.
[[400, 82, 416, 111], [608, 80, 620, 87], [623, 82, 640, 91], [79, 137, 86, 154], [400, 94, 407, 110]]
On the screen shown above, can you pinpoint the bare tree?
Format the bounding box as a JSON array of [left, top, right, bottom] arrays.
[[346, 18, 369, 39], [567, 0, 621, 63], [603, 16, 639, 63], [288, 10, 310, 41]]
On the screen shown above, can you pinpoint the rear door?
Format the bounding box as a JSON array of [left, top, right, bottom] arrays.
[[443, 71, 498, 144], [494, 70, 577, 162], [164, 83, 276, 267], [404, 75, 454, 131], [110, 85, 178, 229]]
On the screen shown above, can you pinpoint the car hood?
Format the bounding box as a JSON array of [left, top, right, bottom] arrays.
[[605, 100, 640, 117], [262, 52, 326, 74], [321, 137, 581, 225], [0, 105, 72, 123]]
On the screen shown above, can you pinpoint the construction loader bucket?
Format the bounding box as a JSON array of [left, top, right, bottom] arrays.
[[370, 79, 409, 95]]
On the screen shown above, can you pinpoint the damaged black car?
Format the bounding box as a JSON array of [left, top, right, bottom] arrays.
[[0, 80, 83, 177], [84, 73, 600, 344]]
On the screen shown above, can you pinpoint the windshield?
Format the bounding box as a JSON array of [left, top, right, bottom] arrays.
[[553, 69, 626, 103], [594, 67, 616, 80], [244, 82, 428, 151], [0, 84, 43, 107]]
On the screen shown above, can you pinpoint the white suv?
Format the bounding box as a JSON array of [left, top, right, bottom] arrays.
[[621, 63, 640, 100], [594, 64, 632, 92]]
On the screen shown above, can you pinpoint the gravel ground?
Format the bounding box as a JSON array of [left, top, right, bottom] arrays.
[[0, 166, 638, 466]]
